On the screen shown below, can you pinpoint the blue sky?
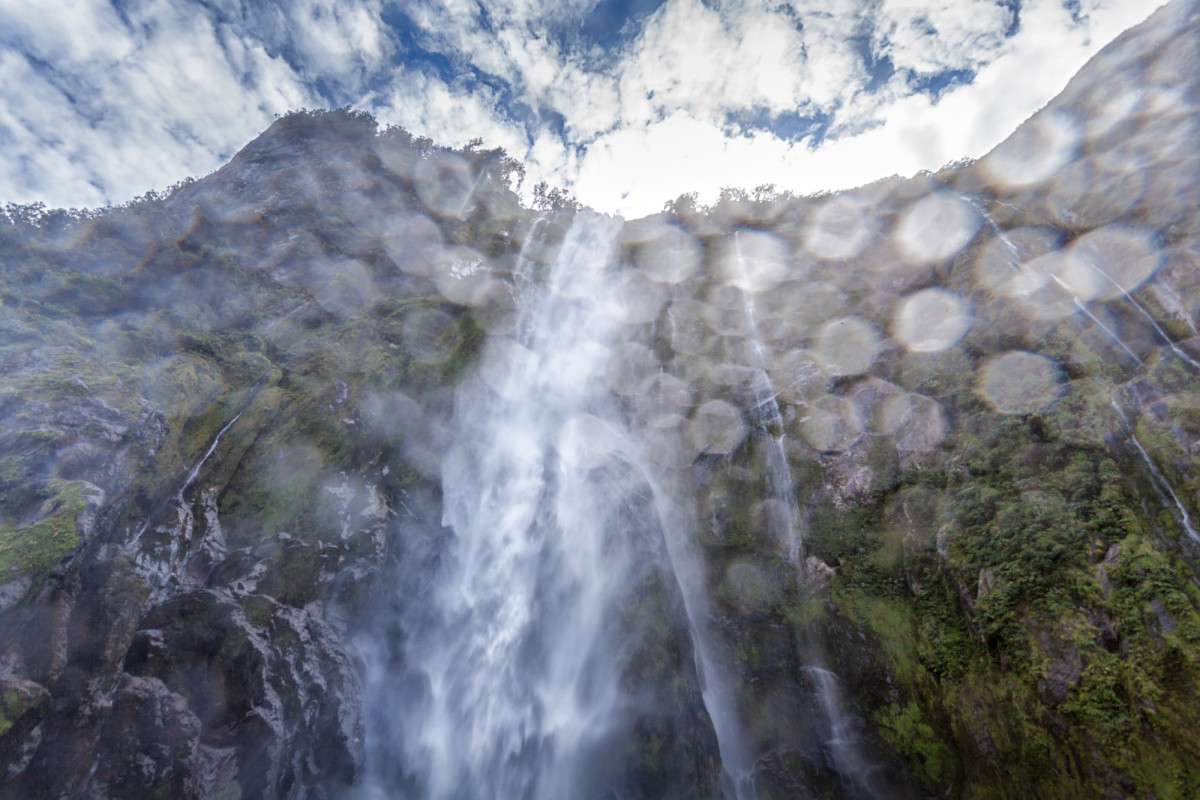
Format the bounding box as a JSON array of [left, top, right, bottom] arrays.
[[0, 0, 1161, 217]]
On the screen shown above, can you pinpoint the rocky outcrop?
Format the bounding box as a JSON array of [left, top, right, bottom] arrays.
[[0, 460, 385, 799], [0, 110, 473, 798]]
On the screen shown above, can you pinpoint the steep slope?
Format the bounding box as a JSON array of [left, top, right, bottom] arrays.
[[0, 110, 526, 797], [0, 0, 1197, 797]]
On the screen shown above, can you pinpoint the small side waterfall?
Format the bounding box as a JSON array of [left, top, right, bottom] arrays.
[[1112, 398, 1200, 542], [641, 457, 760, 800], [729, 232, 883, 799], [732, 232, 803, 566]]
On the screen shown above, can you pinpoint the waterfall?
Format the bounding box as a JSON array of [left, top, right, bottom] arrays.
[[970, 198, 1144, 365], [1111, 398, 1200, 542], [730, 233, 882, 799], [731, 232, 803, 567], [414, 212, 627, 799], [365, 212, 748, 799]]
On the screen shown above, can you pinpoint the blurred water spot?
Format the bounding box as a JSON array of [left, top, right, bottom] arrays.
[[634, 373, 694, 420], [469, 281, 520, 334], [1043, 155, 1144, 228], [690, 400, 747, 455], [977, 351, 1064, 414], [382, 214, 446, 278], [893, 289, 971, 352], [632, 225, 701, 284], [769, 350, 825, 405], [798, 395, 862, 453], [979, 110, 1081, 189], [1071, 225, 1161, 301], [895, 395, 947, 456], [311, 258, 375, 317], [401, 308, 461, 362], [433, 248, 493, 306], [1082, 86, 1142, 142], [894, 193, 980, 265], [1016, 249, 1099, 317], [703, 285, 753, 338], [414, 151, 477, 219], [362, 390, 424, 442], [373, 134, 418, 180], [717, 229, 791, 292], [812, 317, 880, 377], [803, 195, 876, 261], [612, 270, 666, 325], [974, 227, 1060, 295], [642, 414, 693, 469], [704, 360, 756, 388], [667, 299, 718, 356], [877, 393, 914, 436], [606, 342, 658, 396]]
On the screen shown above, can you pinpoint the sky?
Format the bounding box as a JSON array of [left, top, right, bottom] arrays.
[[0, 0, 1164, 218]]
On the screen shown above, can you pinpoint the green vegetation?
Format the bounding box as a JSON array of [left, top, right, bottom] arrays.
[[0, 480, 90, 586], [0, 682, 49, 738], [810, 395, 1200, 798]]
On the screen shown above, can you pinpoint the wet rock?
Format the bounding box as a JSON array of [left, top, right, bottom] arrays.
[[804, 556, 836, 591], [0, 576, 32, 614], [976, 568, 1001, 600], [1148, 597, 1178, 634], [0, 677, 50, 739], [123, 589, 364, 798], [1034, 623, 1083, 707], [92, 675, 201, 800]]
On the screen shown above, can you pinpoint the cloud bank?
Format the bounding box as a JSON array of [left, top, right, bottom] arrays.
[[0, 0, 1163, 217]]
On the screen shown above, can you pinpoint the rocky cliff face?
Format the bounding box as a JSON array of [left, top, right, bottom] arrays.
[[1, 0, 1199, 797], [0, 111, 501, 798]]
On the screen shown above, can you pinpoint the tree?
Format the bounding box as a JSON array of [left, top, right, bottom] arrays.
[[531, 181, 581, 213]]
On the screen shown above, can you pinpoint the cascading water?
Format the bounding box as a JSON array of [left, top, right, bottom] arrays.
[[730, 232, 882, 799], [1111, 398, 1200, 542], [363, 212, 746, 799], [417, 212, 628, 798], [968, 196, 1144, 365], [731, 232, 803, 567]]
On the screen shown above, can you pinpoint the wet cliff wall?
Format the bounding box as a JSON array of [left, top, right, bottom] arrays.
[[0, 0, 1198, 797]]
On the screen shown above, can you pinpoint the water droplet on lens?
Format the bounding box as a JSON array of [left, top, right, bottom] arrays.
[[812, 317, 880, 377], [893, 289, 971, 352], [894, 193, 980, 265], [977, 351, 1064, 414]]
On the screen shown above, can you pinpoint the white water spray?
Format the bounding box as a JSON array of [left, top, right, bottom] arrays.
[[385, 213, 754, 799], [1111, 399, 1200, 542]]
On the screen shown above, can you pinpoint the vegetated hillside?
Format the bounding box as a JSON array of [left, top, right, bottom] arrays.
[[0, 109, 533, 798], [0, 0, 1198, 797]]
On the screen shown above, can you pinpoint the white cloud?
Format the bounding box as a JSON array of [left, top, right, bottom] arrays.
[[369, 68, 529, 158], [0, 0, 321, 208], [0, 0, 1168, 218], [285, 0, 392, 84], [565, 0, 1165, 215], [873, 0, 1014, 75]]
